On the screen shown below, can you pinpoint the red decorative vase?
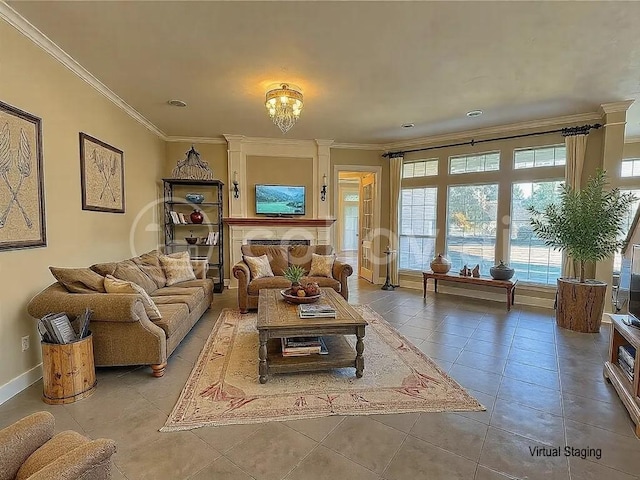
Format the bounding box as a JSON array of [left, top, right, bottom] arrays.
[[190, 209, 204, 224]]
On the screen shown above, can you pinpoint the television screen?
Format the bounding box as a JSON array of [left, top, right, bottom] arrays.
[[255, 185, 305, 215], [629, 245, 640, 320]]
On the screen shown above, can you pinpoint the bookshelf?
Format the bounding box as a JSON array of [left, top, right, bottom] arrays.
[[163, 179, 224, 293]]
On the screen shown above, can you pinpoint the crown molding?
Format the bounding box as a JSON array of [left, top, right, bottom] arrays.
[[0, 2, 166, 139], [382, 111, 603, 152], [314, 139, 334, 147], [166, 136, 227, 144], [223, 135, 319, 147], [600, 100, 635, 115], [625, 136, 640, 144], [332, 142, 385, 151]]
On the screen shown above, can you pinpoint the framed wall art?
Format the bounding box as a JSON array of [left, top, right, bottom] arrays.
[[0, 100, 46, 251], [79, 132, 125, 213]]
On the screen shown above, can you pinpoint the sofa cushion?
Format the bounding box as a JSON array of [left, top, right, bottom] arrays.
[[16, 430, 88, 480], [241, 245, 288, 276], [160, 252, 196, 286], [247, 276, 291, 296], [132, 250, 166, 288], [153, 303, 190, 338], [152, 286, 203, 297], [109, 259, 158, 294], [172, 278, 215, 294], [309, 253, 336, 278], [301, 276, 340, 290], [244, 254, 274, 280], [49, 267, 105, 294], [152, 294, 202, 313], [104, 275, 162, 320], [89, 262, 118, 277], [289, 245, 334, 273]]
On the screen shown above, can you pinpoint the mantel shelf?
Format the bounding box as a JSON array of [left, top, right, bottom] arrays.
[[223, 217, 336, 227]]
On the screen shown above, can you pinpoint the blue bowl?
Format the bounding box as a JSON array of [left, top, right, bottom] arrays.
[[185, 193, 205, 204]]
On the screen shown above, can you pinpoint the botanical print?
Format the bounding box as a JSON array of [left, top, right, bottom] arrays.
[[80, 133, 124, 213], [0, 101, 46, 251]]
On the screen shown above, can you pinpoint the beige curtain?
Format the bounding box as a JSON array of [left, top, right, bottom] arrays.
[[389, 154, 403, 286], [562, 134, 588, 278]]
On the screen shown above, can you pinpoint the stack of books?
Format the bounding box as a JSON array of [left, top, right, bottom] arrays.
[[281, 336, 328, 357], [618, 344, 636, 382], [169, 211, 190, 224], [298, 304, 336, 318], [201, 231, 219, 245]]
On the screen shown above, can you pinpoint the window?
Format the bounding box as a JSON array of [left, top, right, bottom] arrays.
[[613, 188, 640, 271], [399, 187, 437, 271], [510, 181, 563, 284], [403, 159, 438, 178], [445, 184, 498, 272], [621, 159, 640, 178], [514, 145, 566, 169], [449, 152, 500, 174]]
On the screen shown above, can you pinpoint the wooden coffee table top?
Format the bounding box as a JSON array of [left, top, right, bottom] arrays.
[[257, 288, 367, 330]]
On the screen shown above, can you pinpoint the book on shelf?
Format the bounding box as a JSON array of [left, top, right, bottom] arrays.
[[618, 345, 636, 370], [178, 212, 189, 224], [618, 358, 634, 382], [298, 303, 336, 318], [281, 336, 328, 356], [200, 231, 219, 246], [169, 211, 180, 225]]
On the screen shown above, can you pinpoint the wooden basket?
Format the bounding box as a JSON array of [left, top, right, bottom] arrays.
[[41, 334, 96, 405]]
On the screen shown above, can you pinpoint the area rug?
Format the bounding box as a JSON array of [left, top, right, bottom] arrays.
[[161, 306, 484, 431]]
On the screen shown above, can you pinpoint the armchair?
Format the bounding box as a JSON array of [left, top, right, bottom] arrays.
[[0, 411, 116, 480]]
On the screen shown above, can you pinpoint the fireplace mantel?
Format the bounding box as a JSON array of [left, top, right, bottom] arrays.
[[223, 217, 336, 227]]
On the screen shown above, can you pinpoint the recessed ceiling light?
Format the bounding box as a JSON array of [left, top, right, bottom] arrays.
[[168, 99, 187, 107], [466, 110, 483, 118], [401, 123, 415, 128]]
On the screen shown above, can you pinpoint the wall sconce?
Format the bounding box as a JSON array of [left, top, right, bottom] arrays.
[[232, 171, 239, 199], [320, 174, 327, 202]]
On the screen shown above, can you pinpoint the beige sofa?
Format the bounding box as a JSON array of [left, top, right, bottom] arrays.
[[0, 411, 116, 480], [27, 250, 213, 378], [232, 245, 353, 313]]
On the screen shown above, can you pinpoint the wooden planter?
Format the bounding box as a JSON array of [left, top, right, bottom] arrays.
[[41, 334, 96, 405], [556, 278, 607, 333]]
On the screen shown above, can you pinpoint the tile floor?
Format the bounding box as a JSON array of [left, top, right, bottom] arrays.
[[2, 279, 640, 479]]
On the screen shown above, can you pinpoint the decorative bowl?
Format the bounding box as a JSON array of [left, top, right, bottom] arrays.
[[185, 237, 198, 245], [490, 261, 515, 280], [280, 289, 321, 304], [185, 193, 205, 204], [430, 253, 452, 274]]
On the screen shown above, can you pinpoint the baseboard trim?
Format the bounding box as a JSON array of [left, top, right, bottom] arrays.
[[0, 363, 42, 405]]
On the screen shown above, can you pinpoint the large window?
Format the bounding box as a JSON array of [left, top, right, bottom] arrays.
[[621, 159, 640, 178], [399, 187, 437, 271], [449, 152, 500, 174], [509, 181, 563, 284], [403, 159, 438, 178], [514, 145, 566, 169], [445, 184, 498, 272], [613, 188, 640, 271]]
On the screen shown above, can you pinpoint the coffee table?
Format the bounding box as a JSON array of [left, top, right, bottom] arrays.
[[256, 288, 367, 384]]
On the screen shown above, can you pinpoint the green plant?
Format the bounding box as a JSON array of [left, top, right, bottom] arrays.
[[528, 169, 636, 283], [283, 264, 306, 284]]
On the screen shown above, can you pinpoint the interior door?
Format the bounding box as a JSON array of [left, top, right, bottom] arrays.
[[358, 173, 375, 282]]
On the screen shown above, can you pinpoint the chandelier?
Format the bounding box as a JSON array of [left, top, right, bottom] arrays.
[[265, 83, 303, 134]]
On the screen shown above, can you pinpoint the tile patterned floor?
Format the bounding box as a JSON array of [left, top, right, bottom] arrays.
[[2, 279, 640, 479]]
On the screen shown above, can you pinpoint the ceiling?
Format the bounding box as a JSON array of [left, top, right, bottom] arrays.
[[7, 1, 640, 143]]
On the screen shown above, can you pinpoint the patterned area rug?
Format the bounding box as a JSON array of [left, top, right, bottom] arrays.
[[161, 306, 484, 431]]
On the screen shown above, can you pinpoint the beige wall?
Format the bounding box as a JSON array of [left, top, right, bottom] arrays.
[[245, 155, 313, 218], [165, 142, 229, 278], [0, 20, 165, 390], [623, 141, 640, 159]]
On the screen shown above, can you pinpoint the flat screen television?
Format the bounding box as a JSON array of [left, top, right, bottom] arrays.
[[628, 245, 640, 320], [255, 184, 305, 215]]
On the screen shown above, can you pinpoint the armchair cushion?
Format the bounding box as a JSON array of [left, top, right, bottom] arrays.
[[241, 245, 288, 276], [301, 276, 341, 290], [16, 431, 87, 480], [0, 412, 54, 480], [309, 253, 336, 278], [243, 254, 274, 280], [247, 277, 291, 295], [289, 245, 333, 273], [48, 267, 106, 294]]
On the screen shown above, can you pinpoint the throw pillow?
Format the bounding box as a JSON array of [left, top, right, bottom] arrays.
[[103, 275, 162, 320], [49, 267, 106, 294], [309, 253, 335, 278], [243, 254, 275, 280], [160, 251, 196, 286]]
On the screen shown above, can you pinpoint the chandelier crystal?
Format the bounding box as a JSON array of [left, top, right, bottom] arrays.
[[265, 83, 303, 134]]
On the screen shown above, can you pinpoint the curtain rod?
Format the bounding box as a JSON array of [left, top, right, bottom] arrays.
[[382, 123, 602, 158]]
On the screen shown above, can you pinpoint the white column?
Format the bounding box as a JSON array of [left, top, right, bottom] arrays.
[[224, 134, 245, 217]]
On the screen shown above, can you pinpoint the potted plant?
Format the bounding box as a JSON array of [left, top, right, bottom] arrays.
[[283, 265, 306, 294], [528, 169, 636, 332]]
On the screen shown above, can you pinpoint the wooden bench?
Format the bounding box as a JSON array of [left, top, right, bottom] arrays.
[[422, 271, 518, 311]]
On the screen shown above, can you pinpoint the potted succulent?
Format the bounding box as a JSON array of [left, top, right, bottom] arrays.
[[283, 265, 306, 294], [528, 169, 636, 332]]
